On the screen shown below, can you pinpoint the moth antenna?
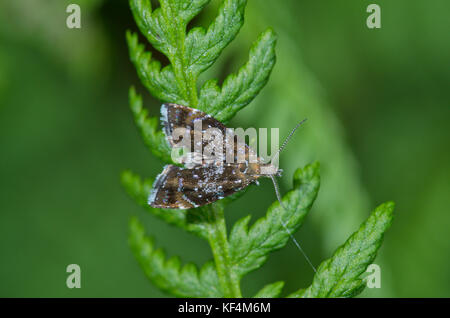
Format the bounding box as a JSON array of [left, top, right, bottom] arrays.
[[270, 175, 317, 273], [270, 118, 307, 165]]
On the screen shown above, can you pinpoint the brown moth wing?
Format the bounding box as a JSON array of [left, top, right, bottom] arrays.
[[161, 103, 227, 147], [160, 103, 260, 167], [148, 163, 259, 209]]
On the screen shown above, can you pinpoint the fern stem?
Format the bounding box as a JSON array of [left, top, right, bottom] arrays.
[[206, 204, 242, 297]]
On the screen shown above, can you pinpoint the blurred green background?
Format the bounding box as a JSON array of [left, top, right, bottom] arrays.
[[0, 0, 449, 297]]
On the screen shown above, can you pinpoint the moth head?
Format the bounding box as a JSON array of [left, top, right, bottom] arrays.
[[258, 163, 282, 177]]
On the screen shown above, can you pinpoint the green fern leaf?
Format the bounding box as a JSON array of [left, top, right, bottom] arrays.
[[128, 87, 173, 162], [289, 202, 395, 298], [199, 28, 277, 122], [122, 170, 209, 239], [129, 217, 222, 297], [129, 0, 250, 107], [183, 0, 247, 77], [228, 162, 320, 278], [127, 34, 187, 105], [253, 281, 284, 298]]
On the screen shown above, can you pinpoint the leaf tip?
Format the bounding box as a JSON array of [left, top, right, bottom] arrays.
[[129, 86, 143, 114], [262, 27, 278, 42], [129, 215, 143, 235], [293, 161, 320, 187], [120, 169, 132, 184], [374, 201, 395, 220], [383, 200, 395, 211]]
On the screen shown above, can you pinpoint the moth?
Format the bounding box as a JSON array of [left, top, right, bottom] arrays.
[[149, 103, 304, 210], [148, 104, 315, 271]]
